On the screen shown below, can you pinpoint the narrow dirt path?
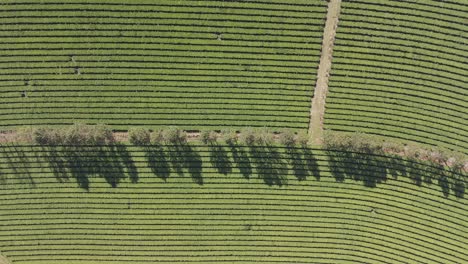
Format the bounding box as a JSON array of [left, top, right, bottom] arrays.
[[0, 254, 11, 264], [309, 0, 342, 144]]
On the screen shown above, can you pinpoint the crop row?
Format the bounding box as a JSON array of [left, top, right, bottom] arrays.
[[325, 0, 467, 154], [0, 145, 465, 264], [0, 0, 326, 130]]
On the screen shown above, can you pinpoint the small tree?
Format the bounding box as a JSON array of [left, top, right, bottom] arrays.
[[296, 131, 309, 148], [33, 127, 62, 146], [63, 123, 91, 145], [221, 128, 238, 145], [163, 126, 187, 144], [150, 129, 164, 145], [382, 140, 404, 154], [128, 127, 151, 146], [91, 124, 114, 145], [239, 127, 256, 146], [279, 129, 295, 147], [200, 130, 217, 145], [256, 127, 274, 146]]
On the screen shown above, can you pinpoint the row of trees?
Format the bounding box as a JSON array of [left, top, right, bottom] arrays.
[[129, 126, 310, 147], [15, 124, 115, 146], [323, 131, 467, 172], [13, 124, 310, 147], [9, 124, 467, 172]]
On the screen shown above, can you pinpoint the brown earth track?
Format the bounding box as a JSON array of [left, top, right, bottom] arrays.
[[309, 0, 342, 144]]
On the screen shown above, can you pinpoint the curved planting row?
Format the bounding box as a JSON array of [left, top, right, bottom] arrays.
[[0, 145, 466, 263], [0, 0, 327, 130], [325, 0, 468, 154]]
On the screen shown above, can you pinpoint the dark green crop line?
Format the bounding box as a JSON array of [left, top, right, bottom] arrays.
[[326, 0, 468, 154]]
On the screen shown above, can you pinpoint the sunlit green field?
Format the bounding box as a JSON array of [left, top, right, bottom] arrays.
[[326, 0, 468, 154], [0, 0, 327, 130], [0, 144, 466, 264]]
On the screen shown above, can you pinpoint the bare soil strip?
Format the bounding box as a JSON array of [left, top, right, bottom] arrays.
[[0, 254, 11, 264], [309, 0, 342, 144]]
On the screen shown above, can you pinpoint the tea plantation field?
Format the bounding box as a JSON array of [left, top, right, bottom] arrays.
[[0, 0, 467, 263], [325, 0, 468, 154], [0, 0, 327, 130], [0, 144, 466, 264]]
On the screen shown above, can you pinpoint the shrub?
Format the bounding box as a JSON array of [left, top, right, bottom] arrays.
[[91, 124, 114, 145], [128, 127, 151, 146], [221, 128, 238, 145], [382, 140, 404, 154], [296, 131, 309, 148], [239, 127, 256, 146], [63, 123, 91, 145], [279, 129, 296, 147], [255, 127, 274, 146], [200, 130, 218, 145], [33, 127, 62, 146], [32, 123, 114, 146], [150, 129, 164, 145], [163, 126, 187, 144]]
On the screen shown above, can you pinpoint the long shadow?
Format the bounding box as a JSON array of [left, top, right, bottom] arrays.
[[229, 143, 252, 179], [303, 148, 321, 180], [43, 143, 138, 190], [165, 142, 203, 185], [2, 145, 36, 187], [327, 148, 466, 198], [249, 144, 287, 187], [386, 155, 407, 180], [66, 145, 91, 190], [43, 145, 69, 183], [115, 144, 139, 184], [327, 150, 387, 188], [145, 144, 170, 181], [448, 164, 466, 199], [285, 147, 321, 181], [184, 144, 203, 185], [285, 147, 308, 181], [208, 143, 232, 175]]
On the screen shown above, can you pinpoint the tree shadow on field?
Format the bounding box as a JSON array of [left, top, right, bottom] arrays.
[[0, 144, 35, 188], [437, 166, 465, 199], [285, 147, 321, 181], [145, 144, 170, 181], [326, 150, 388, 187], [326, 149, 466, 198], [151, 141, 203, 185], [229, 143, 252, 179], [249, 144, 287, 187], [208, 143, 232, 175], [43, 143, 138, 190]]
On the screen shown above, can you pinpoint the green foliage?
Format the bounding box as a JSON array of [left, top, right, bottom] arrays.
[[33, 127, 63, 146], [32, 124, 114, 146], [0, 0, 327, 131], [0, 144, 465, 263], [255, 127, 274, 146], [200, 130, 218, 145], [163, 126, 187, 144], [296, 131, 310, 148], [221, 128, 238, 145], [239, 127, 256, 146], [325, 0, 467, 154], [92, 124, 114, 145], [324, 131, 467, 173], [279, 129, 296, 147], [150, 129, 165, 145], [128, 127, 151, 146]]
